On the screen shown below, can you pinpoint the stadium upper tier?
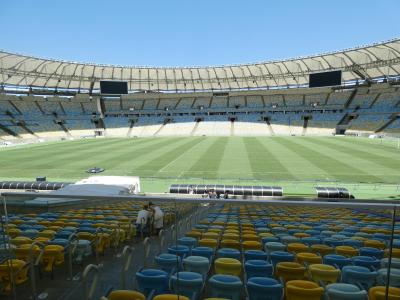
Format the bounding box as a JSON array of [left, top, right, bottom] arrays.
[[0, 81, 399, 140], [1, 39, 400, 92]]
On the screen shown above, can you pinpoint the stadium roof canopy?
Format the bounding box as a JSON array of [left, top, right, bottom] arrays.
[[1, 38, 400, 93]]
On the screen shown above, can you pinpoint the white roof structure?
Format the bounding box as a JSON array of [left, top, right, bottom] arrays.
[[1, 38, 399, 92], [75, 176, 140, 193]]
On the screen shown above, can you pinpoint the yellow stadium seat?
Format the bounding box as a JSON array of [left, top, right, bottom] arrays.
[[214, 258, 242, 276], [198, 220, 210, 225], [203, 232, 220, 240], [48, 225, 62, 232], [299, 225, 312, 231], [102, 290, 146, 300], [224, 229, 240, 234], [10, 237, 33, 246], [34, 237, 50, 244], [361, 227, 377, 234], [213, 221, 225, 226], [385, 248, 400, 259], [242, 230, 257, 235], [10, 219, 24, 225], [242, 234, 259, 241], [97, 232, 111, 254], [369, 286, 400, 300], [77, 232, 96, 242], [308, 264, 341, 284], [52, 221, 65, 227], [294, 233, 311, 239], [7, 228, 21, 238], [243, 241, 262, 251], [42, 245, 65, 273], [241, 224, 254, 229], [285, 280, 324, 300], [222, 233, 239, 240], [185, 230, 202, 239], [0, 259, 28, 293], [275, 262, 306, 282], [208, 228, 222, 234], [153, 295, 189, 300], [220, 239, 241, 250], [364, 239, 386, 250], [38, 230, 56, 239], [296, 252, 322, 266], [287, 243, 310, 254], [335, 246, 358, 257], [199, 238, 218, 249], [311, 244, 334, 256], [14, 244, 41, 262], [37, 220, 51, 226]]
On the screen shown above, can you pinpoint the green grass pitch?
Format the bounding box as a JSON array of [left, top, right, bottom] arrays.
[[0, 136, 399, 199]]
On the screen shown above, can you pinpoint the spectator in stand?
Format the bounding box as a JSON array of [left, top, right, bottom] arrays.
[[136, 205, 150, 237], [209, 189, 217, 199], [188, 186, 194, 194], [149, 202, 164, 235], [223, 191, 229, 199]]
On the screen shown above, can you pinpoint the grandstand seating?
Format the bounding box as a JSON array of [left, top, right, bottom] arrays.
[[175, 98, 195, 109], [0, 200, 187, 296], [348, 114, 389, 132], [60, 99, 84, 115], [192, 97, 211, 109], [326, 91, 352, 107], [163, 203, 398, 299], [0, 82, 399, 140], [2, 197, 400, 299], [246, 96, 264, 108]]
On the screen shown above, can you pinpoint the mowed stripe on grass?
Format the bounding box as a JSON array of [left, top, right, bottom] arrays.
[[100, 137, 185, 171], [135, 137, 204, 176], [159, 138, 214, 177], [20, 138, 140, 170], [0, 138, 125, 166], [305, 137, 400, 183], [278, 137, 383, 182], [218, 137, 253, 178], [185, 137, 229, 178], [243, 137, 296, 180], [312, 138, 400, 170], [334, 137, 400, 158], [257, 137, 329, 180]]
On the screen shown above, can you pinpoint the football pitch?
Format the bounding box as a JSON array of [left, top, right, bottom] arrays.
[[0, 136, 399, 199]]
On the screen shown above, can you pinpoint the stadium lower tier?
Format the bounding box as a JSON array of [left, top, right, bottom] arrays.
[[1, 86, 400, 140], [0, 113, 399, 141], [1, 200, 400, 299]]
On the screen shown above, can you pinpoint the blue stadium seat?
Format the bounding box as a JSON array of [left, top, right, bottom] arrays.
[[247, 277, 283, 300], [208, 274, 242, 300], [245, 260, 273, 279], [136, 268, 169, 296]]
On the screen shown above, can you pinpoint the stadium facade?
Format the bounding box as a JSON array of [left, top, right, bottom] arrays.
[[2, 38, 400, 300], [0, 38, 399, 141]]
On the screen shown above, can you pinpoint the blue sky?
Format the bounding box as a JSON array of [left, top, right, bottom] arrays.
[[1, 0, 399, 67]]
